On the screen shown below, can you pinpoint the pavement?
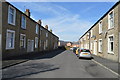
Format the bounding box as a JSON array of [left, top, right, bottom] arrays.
[[2, 49, 64, 69], [92, 55, 120, 75], [2, 50, 119, 79]]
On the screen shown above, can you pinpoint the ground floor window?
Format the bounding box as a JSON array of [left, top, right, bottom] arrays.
[[20, 34, 26, 48], [108, 35, 114, 54], [6, 29, 15, 49], [35, 37, 38, 48], [99, 39, 102, 52]]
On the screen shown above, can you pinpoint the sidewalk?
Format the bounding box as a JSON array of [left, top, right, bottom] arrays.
[[2, 49, 64, 69], [92, 55, 120, 75]]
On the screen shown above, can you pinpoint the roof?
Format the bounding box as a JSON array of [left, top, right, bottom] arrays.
[[5, 1, 59, 39]]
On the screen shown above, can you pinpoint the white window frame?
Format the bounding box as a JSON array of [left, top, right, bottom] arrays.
[[8, 5, 16, 25], [6, 29, 15, 49], [35, 37, 38, 48], [46, 32, 48, 37], [99, 20, 102, 34], [99, 39, 102, 52], [36, 24, 39, 34], [91, 30, 93, 37], [20, 34, 26, 48], [108, 34, 114, 54], [21, 15, 26, 29], [90, 42, 93, 50], [108, 10, 114, 29], [46, 39, 48, 47]]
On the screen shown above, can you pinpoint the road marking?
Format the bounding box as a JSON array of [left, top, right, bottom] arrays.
[[92, 59, 120, 77]]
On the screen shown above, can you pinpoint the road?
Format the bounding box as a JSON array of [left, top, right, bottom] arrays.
[[2, 50, 118, 79]]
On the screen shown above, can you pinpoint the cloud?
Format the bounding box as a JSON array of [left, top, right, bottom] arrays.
[[9, 2, 93, 41]]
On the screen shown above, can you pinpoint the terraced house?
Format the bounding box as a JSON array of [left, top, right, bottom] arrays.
[[0, 1, 59, 59], [79, 1, 120, 62]]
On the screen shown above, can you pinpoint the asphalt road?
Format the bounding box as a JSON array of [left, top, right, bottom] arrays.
[[2, 50, 118, 79]]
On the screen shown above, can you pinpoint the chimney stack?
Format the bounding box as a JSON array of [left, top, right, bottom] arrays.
[[50, 29, 52, 33], [45, 25, 48, 30], [37, 20, 42, 25], [25, 9, 30, 17]]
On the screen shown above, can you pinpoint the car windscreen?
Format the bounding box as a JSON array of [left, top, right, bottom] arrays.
[[81, 49, 90, 52]]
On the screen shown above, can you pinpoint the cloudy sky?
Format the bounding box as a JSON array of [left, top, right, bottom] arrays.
[[7, 1, 117, 41]]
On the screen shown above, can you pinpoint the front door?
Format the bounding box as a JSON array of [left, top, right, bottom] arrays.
[[94, 40, 97, 55], [27, 39, 34, 52]]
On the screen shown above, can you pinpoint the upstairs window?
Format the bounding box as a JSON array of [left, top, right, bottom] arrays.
[[108, 11, 114, 29], [21, 15, 26, 29], [8, 5, 16, 25], [36, 24, 39, 34], [99, 21, 102, 34], [46, 32, 48, 37]]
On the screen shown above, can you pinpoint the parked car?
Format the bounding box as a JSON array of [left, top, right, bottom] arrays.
[[78, 49, 92, 59], [70, 47, 73, 51], [73, 47, 77, 53], [75, 48, 80, 55]]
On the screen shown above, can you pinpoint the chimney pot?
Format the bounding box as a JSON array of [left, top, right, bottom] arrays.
[[25, 9, 30, 17], [45, 25, 48, 30], [37, 20, 42, 25]]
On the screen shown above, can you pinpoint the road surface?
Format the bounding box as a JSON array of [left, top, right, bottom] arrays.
[[2, 50, 118, 79]]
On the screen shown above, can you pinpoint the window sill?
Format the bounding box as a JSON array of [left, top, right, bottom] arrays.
[[6, 48, 15, 50], [8, 23, 15, 26], [108, 52, 114, 55], [108, 27, 114, 31]]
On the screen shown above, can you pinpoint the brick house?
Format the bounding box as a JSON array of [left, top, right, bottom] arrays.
[[79, 1, 120, 62], [0, 1, 59, 59]]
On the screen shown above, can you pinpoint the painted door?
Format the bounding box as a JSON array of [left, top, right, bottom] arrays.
[[94, 40, 97, 55], [27, 39, 34, 52]]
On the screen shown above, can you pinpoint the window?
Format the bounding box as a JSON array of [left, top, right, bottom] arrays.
[[40, 28, 42, 35], [99, 39, 102, 52], [46, 40, 48, 47], [99, 21, 102, 34], [36, 24, 39, 34], [46, 32, 48, 37], [21, 15, 26, 29], [35, 37, 38, 48], [8, 5, 16, 25], [20, 34, 26, 48], [90, 42, 92, 50], [91, 30, 93, 37], [108, 35, 114, 53], [40, 40, 42, 47], [108, 11, 114, 29], [6, 30, 15, 49]]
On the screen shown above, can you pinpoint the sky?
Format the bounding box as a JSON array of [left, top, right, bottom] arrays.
[[7, 1, 117, 42]]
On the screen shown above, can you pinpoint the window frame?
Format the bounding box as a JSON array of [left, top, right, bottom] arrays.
[[46, 32, 48, 37], [108, 34, 114, 54], [108, 10, 114, 29], [98, 39, 102, 52], [99, 20, 102, 34], [8, 5, 16, 25], [35, 37, 38, 48], [36, 24, 39, 34], [21, 15, 26, 29], [6, 29, 15, 50], [20, 34, 26, 48]]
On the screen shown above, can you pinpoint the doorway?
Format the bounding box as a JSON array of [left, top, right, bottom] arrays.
[[27, 39, 34, 52], [94, 40, 97, 55]]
